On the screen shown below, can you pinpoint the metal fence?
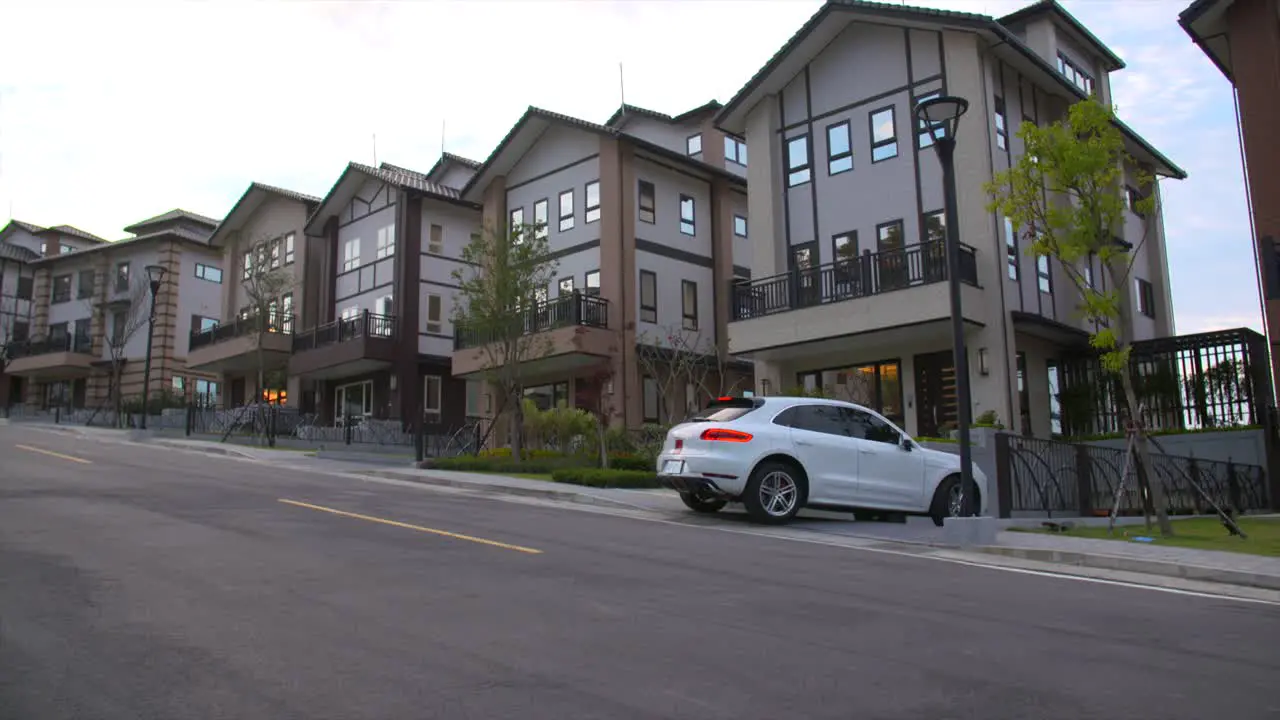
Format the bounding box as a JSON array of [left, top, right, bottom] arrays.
[[994, 432, 1271, 517]]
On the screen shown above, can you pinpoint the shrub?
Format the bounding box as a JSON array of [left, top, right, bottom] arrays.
[[422, 455, 577, 474], [974, 410, 1005, 429], [551, 468, 661, 489], [608, 453, 656, 471]]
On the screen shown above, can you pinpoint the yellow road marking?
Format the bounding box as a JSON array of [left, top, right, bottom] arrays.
[[15, 444, 92, 464], [277, 498, 543, 555]]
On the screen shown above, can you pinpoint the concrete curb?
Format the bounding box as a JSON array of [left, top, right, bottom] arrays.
[[145, 439, 262, 460], [976, 545, 1280, 591], [360, 470, 644, 511]]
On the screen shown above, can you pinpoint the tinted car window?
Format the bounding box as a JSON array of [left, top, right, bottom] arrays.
[[693, 406, 756, 422], [844, 407, 900, 445], [771, 406, 800, 427], [791, 404, 852, 437]]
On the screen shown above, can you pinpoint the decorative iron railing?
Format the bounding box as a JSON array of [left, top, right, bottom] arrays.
[[730, 239, 978, 321], [6, 332, 93, 358], [454, 291, 610, 350], [189, 313, 295, 351], [292, 311, 395, 352]]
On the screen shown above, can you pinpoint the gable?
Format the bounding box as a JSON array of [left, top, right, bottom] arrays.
[[342, 178, 397, 225], [505, 123, 602, 187]]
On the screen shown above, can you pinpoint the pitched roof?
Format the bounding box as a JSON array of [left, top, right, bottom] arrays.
[[2, 219, 44, 235], [462, 106, 747, 202], [713, 0, 1184, 179], [605, 100, 723, 128], [1178, 0, 1233, 81], [122, 208, 220, 235], [29, 225, 213, 266], [35, 224, 108, 244], [253, 182, 321, 205], [998, 0, 1125, 71], [206, 181, 322, 248], [304, 161, 480, 236], [0, 242, 38, 262]]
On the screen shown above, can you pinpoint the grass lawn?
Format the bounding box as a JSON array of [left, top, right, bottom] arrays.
[[1016, 516, 1280, 557]]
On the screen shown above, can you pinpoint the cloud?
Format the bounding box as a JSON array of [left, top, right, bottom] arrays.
[[0, 0, 1260, 337]]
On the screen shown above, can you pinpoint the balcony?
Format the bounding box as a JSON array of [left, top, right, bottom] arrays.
[[728, 240, 985, 357], [288, 311, 397, 380], [5, 333, 96, 379], [187, 313, 295, 373], [452, 292, 614, 380]]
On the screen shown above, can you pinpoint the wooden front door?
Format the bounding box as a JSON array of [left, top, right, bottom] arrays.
[[914, 351, 957, 438]]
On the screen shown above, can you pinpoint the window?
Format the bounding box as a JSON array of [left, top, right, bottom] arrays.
[[1057, 53, 1094, 95], [643, 376, 660, 422], [786, 134, 811, 186], [876, 220, 904, 251], [12, 321, 28, 342], [280, 293, 293, 326], [242, 250, 253, 279], [423, 375, 442, 415], [585, 270, 600, 297], [826, 121, 853, 175], [173, 376, 185, 393], [269, 237, 282, 269], [1126, 185, 1146, 216], [638, 180, 656, 224], [15, 276, 32, 300], [1037, 254, 1052, 293], [74, 318, 91, 342], [639, 269, 657, 324], [844, 407, 900, 445], [733, 215, 747, 238], [681, 280, 698, 331], [115, 262, 131, 292], [342, 238, 360, 272], [77, 270, 95, 299], [558, 190, 574, 232], [284, 233, 295, 265], [685, 382, 699, 414], [1047, 361, 1063, 435], [1136, 278, 1155, 318], [833, 231, 858, 263], [533, 199, 548, 240], [1004, 217, 1019, 280], [994, 96, 1008, 151], [922, 210, 946, 243], [686, 133, 702, 156], [1016, 352, 1031, 436], [376, 224, 395, 259], [724, 135, 747, 165], [870, 106, 898, 162], [428, 224, 444, 255], [679, 195, 695, 236], [193, 263, 221, 284], [1083, 255, 1095, 289], [49, 322, 69, 343], [192, 315, 218, 333], [425, 293, 443, 334], [51, 274, 71, 303], [335, 379, 373, 420], [915, 92, 946, 149], [110, 311, 125, 343], [552, 277, 571, 297], [510, 207, 525, 238], [585, 181, 601, 224], [465, 379, 481, 416], [341, 305, 359, 322], [532, 286, 548, 308]]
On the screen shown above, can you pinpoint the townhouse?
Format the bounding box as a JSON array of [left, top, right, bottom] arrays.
[[454, 105, 753, 428], [186, 182, 321, 407], [716, 0, 1182, 439], [1180, 0, 1280, 399], [4, 210, 224, 412]]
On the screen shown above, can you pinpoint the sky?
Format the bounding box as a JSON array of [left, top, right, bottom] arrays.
[[0, 0, 1257, 337]]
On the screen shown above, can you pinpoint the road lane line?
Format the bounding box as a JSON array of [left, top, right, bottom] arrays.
[[15, 444, 92, 464], [277, 498, 542, 555]]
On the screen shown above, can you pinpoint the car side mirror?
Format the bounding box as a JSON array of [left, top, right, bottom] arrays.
[[900, 435, 913, 451]]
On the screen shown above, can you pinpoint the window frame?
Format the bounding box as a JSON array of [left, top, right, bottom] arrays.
[[994, 95, 1008, 151], [875, 219, 905, 252], [425, 293, 443, 334], [375, 224, 395, 260], [826, 120, 854, 176], [685, 133, 702, 156], [195, 263, 222, 284], [921, 209, 946, 244], [1136, 278, 1156, 318], [427, 224, 444, 255], [678, 194, 696, 236], [283, 233, 295, 265], [584, 269, 600, 297], [681, 279, 698, 331], [832, 231, 858, 264], [724, 135, 747, 165], [115, 261, 131, 293], [914, 92, 946, 149], [342, 238, 361, 272], [76, 269, 95, 299], [510, 207, 525, 239], [558, 276, 574, 296], [1037, 254, 1053, 294], [869, 105, 899, 163], [639, 269, 657, 324], [423, 375, 443, 415], [638, 180, 656, 224], [642, 375, 661, 423], [584, 181, 601, 224], [733, 215, 748, 238], [558, 189, 575, 232], [1057, 52, 1094, 95], [785, 134, 812, 187], [533, 199, 549, 240], [1004, 217, 1019, 281]]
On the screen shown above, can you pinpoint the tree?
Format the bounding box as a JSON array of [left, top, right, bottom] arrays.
[[634, 326, 747, 424], [451, 219, 558, 462], [89, 276, 150, 426], [240, 234, 296, 446], [986, 96, 1173, 535]]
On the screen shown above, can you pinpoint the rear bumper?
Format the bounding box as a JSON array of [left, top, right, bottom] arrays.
[[656, 453, 748, 497], [659, 475, 730, 497]]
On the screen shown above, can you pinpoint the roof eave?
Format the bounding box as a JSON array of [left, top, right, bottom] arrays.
[[997, 1, 1126, 72], [1178, 0, 1234, 82]]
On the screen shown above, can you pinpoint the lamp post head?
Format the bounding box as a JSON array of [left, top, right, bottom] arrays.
[[914, 95, 970, 142], [144, 264, 166, 295]]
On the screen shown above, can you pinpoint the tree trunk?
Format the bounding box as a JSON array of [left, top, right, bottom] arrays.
[[1118, 370, 1174, 535], [510, 386, 524, 463], [256, 344, 274, 447]]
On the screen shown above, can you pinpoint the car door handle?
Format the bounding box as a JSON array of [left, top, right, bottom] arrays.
[[795, 439, 813, 446]]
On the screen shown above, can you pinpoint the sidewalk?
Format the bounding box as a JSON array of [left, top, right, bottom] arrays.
[[361, 467, 686, 513]]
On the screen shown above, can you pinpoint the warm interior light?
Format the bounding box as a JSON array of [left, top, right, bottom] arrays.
[[700, 428, 753, 442]]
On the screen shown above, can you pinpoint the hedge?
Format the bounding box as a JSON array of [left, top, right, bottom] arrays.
[[551, 468, 662, 489], [420, 456, 575, 474]]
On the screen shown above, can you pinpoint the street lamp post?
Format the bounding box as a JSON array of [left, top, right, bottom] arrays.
[[139, 264, 166, 430], [914, 95, 977, 517]]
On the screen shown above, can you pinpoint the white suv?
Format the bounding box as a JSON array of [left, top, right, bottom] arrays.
[[656, 396, 988, 525]]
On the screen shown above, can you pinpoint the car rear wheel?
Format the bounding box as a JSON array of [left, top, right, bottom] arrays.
[[742, 460, 805, 525], [679, 492, 727, 514]]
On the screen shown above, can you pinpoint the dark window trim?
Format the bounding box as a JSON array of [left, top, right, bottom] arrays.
[[791, 357, 905, 426], [584, 180, 601, 224], [51, 274, 72, 304], [642, 375, 660, 423], [831, 230, 858, 264], [558, 189, 574, 232], [921, 209, 946, 244], [639, 269, 657, 324], [584, 268, 601, 297], [533, 197, 549, 239], [869, 104, 899, 163], [733, 214, 748, 238], [194, 262, 222, 284], [679, 194, 696, 237], [994, 95, 1009, 151], [638, 179, 656, 225], [724, 134, 747, 165], [681, 279, 698, 331], [685, 132, 703, 156], [1056, 52, 1094, 95], [1037, 254, 1053, 294], [558, 275, 575, 296], [1136, 278, 1155, 318], [509, 206, 525, 234], [785, 133, 812, 187], [874, 219, 905, 250], [913, 91, 944, 149], [825, 119, 853, 176], [1004, 216, 1019, 281], [115, 261, 131, 292], [76, 269, 95, 299]]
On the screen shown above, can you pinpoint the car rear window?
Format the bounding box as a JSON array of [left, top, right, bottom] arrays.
[[691, 398, 759, 422]]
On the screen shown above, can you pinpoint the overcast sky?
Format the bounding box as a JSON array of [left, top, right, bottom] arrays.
[[0, 0, 1255, 336]]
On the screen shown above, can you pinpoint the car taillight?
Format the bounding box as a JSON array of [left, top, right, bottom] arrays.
[[674, 438, 684, 451], [700, 428, 753, 442]]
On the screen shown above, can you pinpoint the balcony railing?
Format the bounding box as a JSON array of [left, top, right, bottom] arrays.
[[731, 239, 978, 321], [455, 291, 610, 351], [292, 311, 395, 352], [190, 313, 295, 351], [7, 332, 93, 359]]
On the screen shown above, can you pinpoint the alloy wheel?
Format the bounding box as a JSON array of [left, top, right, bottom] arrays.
[[759, 471, 799, 517]]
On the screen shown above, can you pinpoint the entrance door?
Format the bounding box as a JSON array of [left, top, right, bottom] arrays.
[[230, 377, 246, 407], [914, 350, 957, 438]]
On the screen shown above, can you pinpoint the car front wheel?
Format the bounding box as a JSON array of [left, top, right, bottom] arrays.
[[742, 460, 805, 525], [929, 475, 979, 527], [679, 492, 727, 514]]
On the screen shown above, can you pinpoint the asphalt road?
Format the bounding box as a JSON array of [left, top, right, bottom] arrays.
[[1, 423, 1278, 720]]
